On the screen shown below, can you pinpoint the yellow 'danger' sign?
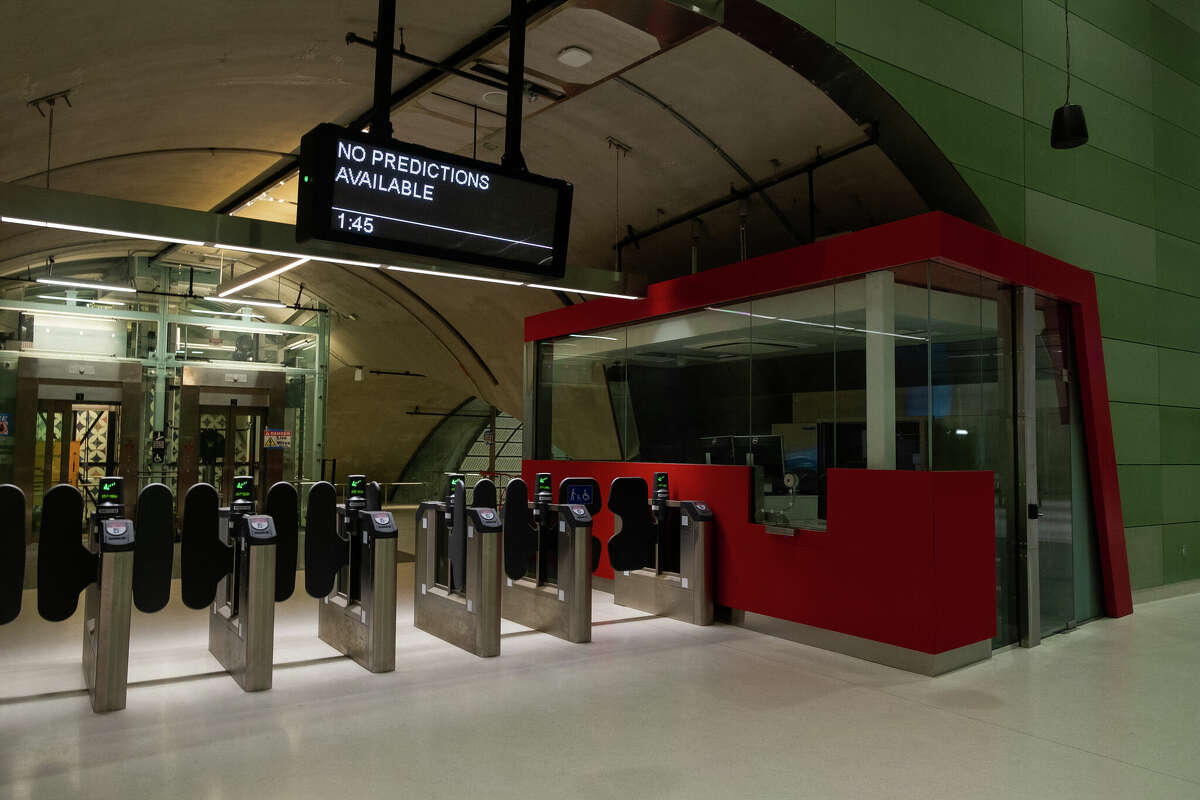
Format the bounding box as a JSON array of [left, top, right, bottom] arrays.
[[263, 429, 292, 450]]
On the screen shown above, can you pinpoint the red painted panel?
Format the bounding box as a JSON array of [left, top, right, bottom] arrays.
[[523, 211, 1132, 619], [523, 461, 995, 654], [931, 471, 999, 651]]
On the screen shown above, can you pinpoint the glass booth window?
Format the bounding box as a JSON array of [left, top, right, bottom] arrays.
[[533, 262, 1016, 532]]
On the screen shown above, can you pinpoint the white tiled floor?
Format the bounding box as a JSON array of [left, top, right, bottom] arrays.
[[1, 568, 1197, 799]]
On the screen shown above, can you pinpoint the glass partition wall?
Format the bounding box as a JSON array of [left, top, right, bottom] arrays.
[[535, 261, 1010, 523], [0, 286, 329, 571]]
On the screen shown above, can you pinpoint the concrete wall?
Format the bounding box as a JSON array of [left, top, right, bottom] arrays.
[[323, 364, 471, 486], [760, 0, 1200, 590]]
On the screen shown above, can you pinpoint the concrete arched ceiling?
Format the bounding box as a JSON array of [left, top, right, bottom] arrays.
[[0, 0, 988, 475]]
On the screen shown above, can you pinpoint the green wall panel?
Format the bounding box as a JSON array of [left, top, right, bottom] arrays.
[[1160, 465, 1200, 523], [1125, 525, 1164, 589], [1102, 339, 1159, 404], [920, 0, 1023, 47], [1158, 348, 1200, 407], [1159, 406, 1200, 464], [1149, 0, 1200, 35], [1110, 401, 1161, 464], [957, 167, 1026, 240], [837, 0, 1023, 113], [1156, 232, 1200, 297], [1095, 275, 1157, 344], [1154, 119, 1200, 190], [842, 48, 1023, 183], [1025, 191, 1157, 283], [1162, 522, 1200, 581], [1152, 61, 1200, 137], [1155, 174, 1200, 244], [1118, 464, 1163, 526], [1155, 291, 1200, 351]]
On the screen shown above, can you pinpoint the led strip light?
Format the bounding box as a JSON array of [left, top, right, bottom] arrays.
[[1, 216, 642, 300]]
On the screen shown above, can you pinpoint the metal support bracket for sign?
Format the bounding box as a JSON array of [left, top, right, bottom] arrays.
[[501, 0, 528, 172]]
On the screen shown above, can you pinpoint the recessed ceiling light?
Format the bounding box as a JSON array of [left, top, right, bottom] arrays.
[[481, 90, 507, 106], [557, 46, 593, 68]]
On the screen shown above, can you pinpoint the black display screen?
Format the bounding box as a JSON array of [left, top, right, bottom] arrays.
[[233, 476, 254, 502], [536, 473, 552, 494], [348, 475, 366, 499], [296, 124, 573, 277], [97, 477, 122, 504], [654, 472, 669, 493]]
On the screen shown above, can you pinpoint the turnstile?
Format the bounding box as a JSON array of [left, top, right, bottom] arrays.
[[608, 472, 714, 626], [7, 478, 174, 712], [181, 476, 298, 691], [414, 475, 502, 657], [501, 474, 597, 643], [305, 475, 398, 673]]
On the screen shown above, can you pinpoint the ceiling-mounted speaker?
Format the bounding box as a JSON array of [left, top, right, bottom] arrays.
[[1051, 104, 1088, 149]]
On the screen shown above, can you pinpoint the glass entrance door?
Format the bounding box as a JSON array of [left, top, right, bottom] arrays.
[[1033, 299, 1076, 636]]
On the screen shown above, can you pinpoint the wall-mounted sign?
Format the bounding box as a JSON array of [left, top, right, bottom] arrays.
[[263, 429, 292, 450], [0, 413, 9, 436], [296, 123, 573, 278]]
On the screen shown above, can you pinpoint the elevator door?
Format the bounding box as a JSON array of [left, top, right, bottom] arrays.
[[34, 401, 120, 519], [198, 404, 266, 505]]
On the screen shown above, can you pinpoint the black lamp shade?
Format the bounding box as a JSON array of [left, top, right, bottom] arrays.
[[1051, 104, 1089, 149]]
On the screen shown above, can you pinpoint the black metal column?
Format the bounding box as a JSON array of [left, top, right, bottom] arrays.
[[501, 0, 527, 171], [371, 0, 397, 140]]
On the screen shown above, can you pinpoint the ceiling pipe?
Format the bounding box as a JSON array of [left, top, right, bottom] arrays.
[[615, 124, 879, 253]]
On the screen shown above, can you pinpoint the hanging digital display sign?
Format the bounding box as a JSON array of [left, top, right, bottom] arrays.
[[296, 123, 573, 278]]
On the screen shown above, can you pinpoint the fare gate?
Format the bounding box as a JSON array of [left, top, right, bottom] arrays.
[[0, 477, 174, 712], [305, 475, 398, 673], [180, 476, 298, 691], [414, 476, 502, 657]]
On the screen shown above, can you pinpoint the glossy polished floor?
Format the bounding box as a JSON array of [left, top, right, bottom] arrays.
[[1, 569, 1197, 799]]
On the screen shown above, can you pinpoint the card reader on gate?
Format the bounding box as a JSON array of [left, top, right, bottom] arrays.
[[358, 510, 398, 539], [99, 519, 136, 551], [240, 515, 277, 544]]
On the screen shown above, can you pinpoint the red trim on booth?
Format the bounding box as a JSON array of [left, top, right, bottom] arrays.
[[526, 212, 1132, 618]]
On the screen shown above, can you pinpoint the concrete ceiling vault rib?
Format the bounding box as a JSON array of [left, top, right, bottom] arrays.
[[336, 266, 495, 398], [13, 147, 296, 187]]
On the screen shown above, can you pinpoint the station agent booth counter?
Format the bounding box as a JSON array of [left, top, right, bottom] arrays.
[[0, 477, 174, 712], [304, 475, 398, 673], [501, 473, 600, 644], [414, 475, 503, 658], [180, 475, 299, 692]]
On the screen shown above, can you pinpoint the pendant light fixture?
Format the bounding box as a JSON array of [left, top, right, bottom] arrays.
[[1051, 0, 1088, 149]]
